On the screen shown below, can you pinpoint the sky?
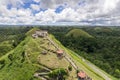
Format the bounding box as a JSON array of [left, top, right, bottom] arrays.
[[0, 0, 120, 26]]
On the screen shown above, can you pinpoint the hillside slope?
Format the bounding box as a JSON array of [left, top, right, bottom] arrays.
[[66, 29, 93, 38]]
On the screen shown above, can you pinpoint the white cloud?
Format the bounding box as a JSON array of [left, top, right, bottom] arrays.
[[0, 0, 120, 25], [39, 0, 80, 9], [0, 0, 24, 8], [34, 8, 86, 23], [30, 4, 40, 11], [35, 9, 56, 22], [103, 0, 119, 13], [56, 8, 80, 21], [34, 0, 41, 3]]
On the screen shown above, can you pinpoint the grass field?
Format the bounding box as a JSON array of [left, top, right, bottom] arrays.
[[0, 36, 40, 80]]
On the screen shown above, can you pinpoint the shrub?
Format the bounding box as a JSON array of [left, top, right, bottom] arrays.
[[48, 68, 68, 80], [68, 65, 72, 71]]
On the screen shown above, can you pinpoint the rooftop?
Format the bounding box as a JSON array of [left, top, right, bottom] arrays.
[[56, 50, 64, 54], [78, 71, 87, 78]]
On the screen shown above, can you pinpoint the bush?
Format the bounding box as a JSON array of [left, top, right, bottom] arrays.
[[48, 68, 68, 80], [0, 60, 5, 69], [68, 65, 72, 71], [8, 54, 13, 61], [0, 45, 13, 56]]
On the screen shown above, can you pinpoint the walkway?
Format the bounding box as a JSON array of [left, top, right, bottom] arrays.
[[46, 36, 78, 70]]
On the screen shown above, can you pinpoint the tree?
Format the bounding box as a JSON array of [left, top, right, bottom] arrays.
[[68, 65, 72, 71], [48, 68, 68, 80], [114, 69, 120, 78]]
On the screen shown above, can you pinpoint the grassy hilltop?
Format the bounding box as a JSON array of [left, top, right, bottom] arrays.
[[66, 29, 93, 38], [0, 28, 77, 80]]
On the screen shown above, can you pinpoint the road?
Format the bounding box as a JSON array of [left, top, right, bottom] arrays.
[[34, 73, 48, 80], [73, 53, 111, 80], [46, 36, 59, 49], [86, 60, 111, 80], [64, 56, 78, 70]]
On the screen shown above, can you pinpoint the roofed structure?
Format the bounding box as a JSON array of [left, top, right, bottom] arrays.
[[32, 30, 48, 38], [35, 30, 48, 37], [32, 34, 38, 38], [41, 50, 47, 55], [56, 49, 64, 57], [77, 71, 87, 79]]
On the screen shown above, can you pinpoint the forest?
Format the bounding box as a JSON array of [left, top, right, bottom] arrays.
[[0, 27, 31, 57]]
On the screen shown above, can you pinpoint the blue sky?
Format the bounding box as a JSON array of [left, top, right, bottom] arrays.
[[0, 0, 120, 25]]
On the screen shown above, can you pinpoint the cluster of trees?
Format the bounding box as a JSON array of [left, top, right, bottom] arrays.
[[48, 68, 68, 80], [44, 26, 120, 78], [0, 27, 32, 57]]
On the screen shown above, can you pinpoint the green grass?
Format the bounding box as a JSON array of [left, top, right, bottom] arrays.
[[0, 28, 43, 80], [0, 36, 40, 80], [94, 27, 112, 32], [26, 27, 40, 36], [66, 28, 93, 38], [0, 40, 14, 57], [38, 52, 69, 69]]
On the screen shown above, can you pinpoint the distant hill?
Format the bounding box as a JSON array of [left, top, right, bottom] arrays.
[[66, 29, 93, 38], [94, 27, 112, 32]]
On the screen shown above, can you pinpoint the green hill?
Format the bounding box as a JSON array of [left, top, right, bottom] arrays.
[[0, 28, 77, 80], [94, 27, 112, 32], [66, 29, 93, 38], [0, 28, 116, 80]]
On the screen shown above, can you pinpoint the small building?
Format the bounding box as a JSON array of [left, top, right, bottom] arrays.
[[41, 50, 47, 55], [77, 71, 87, 80], [35, 30, 48, 37], [32, 34, 38, 38], [56, 49, 64, 57], [32, 30, 48, 38]]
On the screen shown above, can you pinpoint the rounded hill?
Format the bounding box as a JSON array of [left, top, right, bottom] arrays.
[[94, 27, 112, 32], [66, 29, 93, 38]]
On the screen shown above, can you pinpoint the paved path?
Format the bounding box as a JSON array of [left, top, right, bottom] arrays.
[[86, 61, 111, 80], [34, 73, 47, 80], [33, 63, 51, 71], [46, 36, 59, 49], [46, 36, 78, 70], [64, 56, 78, 70]]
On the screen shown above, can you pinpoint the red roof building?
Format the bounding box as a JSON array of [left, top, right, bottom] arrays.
[[56, 50, 64, 56], [77, 71, 87, 79]]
